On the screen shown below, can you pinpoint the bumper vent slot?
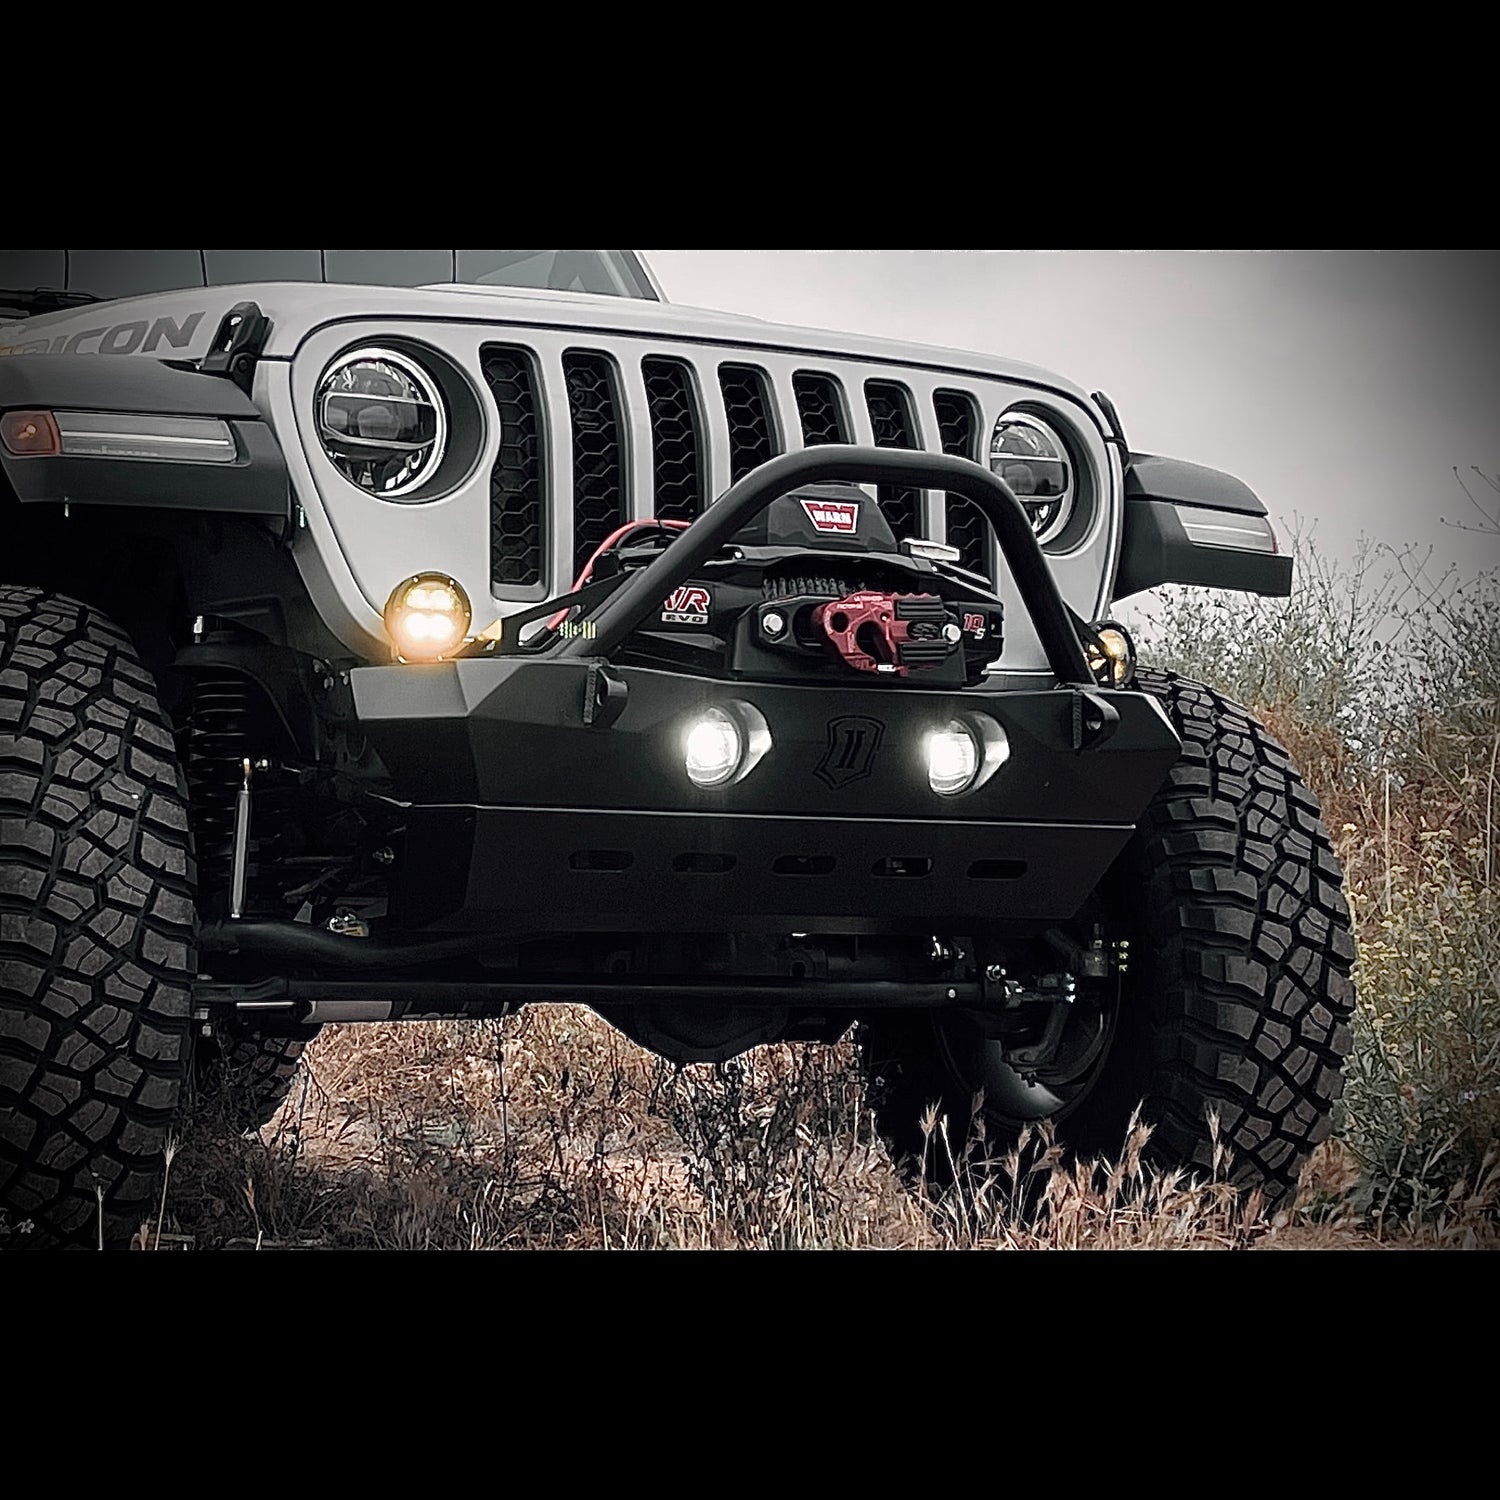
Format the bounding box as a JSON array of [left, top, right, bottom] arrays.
[[480, 344, 545, 588], [718, 363, 780, 483], [864, 379, 921, 539], [563, 351, 627, 574], [793, 371, 850, 446], [569, 849, 634, 871], [642, 356, 705, 522], [935, 389, 991, 582]]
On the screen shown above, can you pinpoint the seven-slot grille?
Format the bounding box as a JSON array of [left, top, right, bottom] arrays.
[[480, 350, 1008, 595]]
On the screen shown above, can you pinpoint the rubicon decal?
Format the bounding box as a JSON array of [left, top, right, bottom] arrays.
[[815, 714, 885, 789], [0, 310, 206, 359], [800, 498, 859, 535], [662, 585, 711, 626]]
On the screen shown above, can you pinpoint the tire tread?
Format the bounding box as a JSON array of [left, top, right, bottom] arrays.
[[0, 587, 194, 1246]]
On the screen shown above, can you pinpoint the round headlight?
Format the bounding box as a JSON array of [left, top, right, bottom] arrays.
[[990, 412, 1074, 545], [317, 346, 448, 499], [384, 572, 472, 660]]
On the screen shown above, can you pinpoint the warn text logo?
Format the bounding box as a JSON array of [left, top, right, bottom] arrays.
[[800, 499, 859, 535]]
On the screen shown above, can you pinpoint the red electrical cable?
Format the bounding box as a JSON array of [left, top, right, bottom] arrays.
[[545, 518, 692, 631]]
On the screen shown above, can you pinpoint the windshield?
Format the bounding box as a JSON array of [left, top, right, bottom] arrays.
[[0, 249, 659, 307]]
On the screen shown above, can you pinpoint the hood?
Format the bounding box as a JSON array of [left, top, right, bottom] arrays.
[[0, 280, 1098, 412]]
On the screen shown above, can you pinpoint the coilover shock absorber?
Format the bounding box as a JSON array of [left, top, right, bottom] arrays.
[[184, 673, 289, 915], [185, 673, 250, 906]]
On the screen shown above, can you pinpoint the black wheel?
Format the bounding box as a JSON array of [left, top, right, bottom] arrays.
[[0, 588, 196, 1248], [861, 669, 1357, 1210], [192, 1025, 319, 1131]]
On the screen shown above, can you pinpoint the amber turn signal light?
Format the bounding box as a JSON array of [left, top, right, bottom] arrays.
[[1, 409, 61, 457]]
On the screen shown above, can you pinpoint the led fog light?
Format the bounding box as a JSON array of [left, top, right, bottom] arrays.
[[925, 714, 1009, 798], [384, 572, 472, 661], [927, 720, 979, 796], [685, 707, 743, 788], [682, 701, 772, 789]]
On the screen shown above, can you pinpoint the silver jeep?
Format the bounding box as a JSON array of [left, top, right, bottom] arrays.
[[0, 250, 1354, 1246]]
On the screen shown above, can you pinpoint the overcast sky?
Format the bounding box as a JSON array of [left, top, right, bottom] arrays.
[[645, 250, 1500, 582]]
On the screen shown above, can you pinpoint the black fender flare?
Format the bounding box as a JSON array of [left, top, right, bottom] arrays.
[[0, 352, 290, 520], [1112, 452, 1292, 602]]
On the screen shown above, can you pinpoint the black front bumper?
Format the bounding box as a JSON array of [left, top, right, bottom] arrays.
[[349, 446, 1183, 938], [352, 657, 1181, 935]]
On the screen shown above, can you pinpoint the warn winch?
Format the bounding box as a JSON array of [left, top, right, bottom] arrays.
[[812, 590, 960, 675], [530, 483, 1009, 688]]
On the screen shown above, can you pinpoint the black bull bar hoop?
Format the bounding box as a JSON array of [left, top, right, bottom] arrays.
[[552, 445, 1096, 685]]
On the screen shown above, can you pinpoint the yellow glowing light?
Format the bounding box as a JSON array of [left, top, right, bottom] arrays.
[[1084, 624, 1134, 685], [407, 585, 458, 613], [384, 573, 471, 661]]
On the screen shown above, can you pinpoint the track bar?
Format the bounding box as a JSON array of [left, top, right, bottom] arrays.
[[194, 976, 982, 1023]]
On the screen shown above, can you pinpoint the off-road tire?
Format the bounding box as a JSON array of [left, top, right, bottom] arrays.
[[0, 587, 196, 1248], [862, 669, 1357, 1210], [193, 1027, 318, 1131]]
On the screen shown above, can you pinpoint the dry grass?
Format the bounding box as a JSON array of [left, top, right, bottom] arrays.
[[143, 1008, 1268, 1251], [149, 1006, 1490, 1252]]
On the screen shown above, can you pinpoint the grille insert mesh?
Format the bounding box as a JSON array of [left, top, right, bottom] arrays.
[[563, 351, 627, 574], [719, 363, 779, 483], [793, 371, 849, 446], [480, 344, 545, 588], [934, 389, 990, 580], [864, 379, 921, 538], [642, 356, 705, 521]]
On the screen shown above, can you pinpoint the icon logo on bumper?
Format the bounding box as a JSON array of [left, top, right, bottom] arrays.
[[816, 714, 885, 788]]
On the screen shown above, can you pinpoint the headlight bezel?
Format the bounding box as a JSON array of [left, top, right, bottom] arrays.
[[989, 408, 1078, 548], [315, 343, 451, 502]]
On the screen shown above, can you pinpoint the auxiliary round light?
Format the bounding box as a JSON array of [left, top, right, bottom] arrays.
[[1084, 621, 1136, 686], [384, 572, 472, 661], [927, 719, 980, 796], [685, 707, 744, 788]]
